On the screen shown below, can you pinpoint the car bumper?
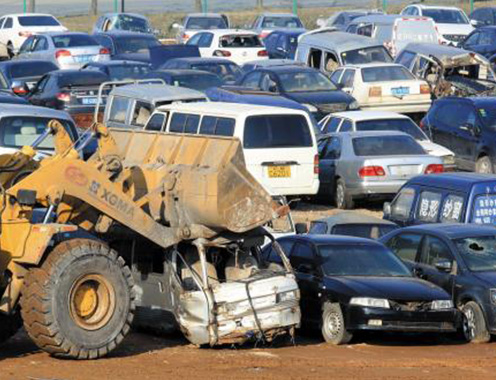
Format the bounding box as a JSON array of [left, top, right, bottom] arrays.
[[345, 305, 460, 332], [264, 180, 320, 196], [360, 101, 431, 114], [346, 180, 406, 198]]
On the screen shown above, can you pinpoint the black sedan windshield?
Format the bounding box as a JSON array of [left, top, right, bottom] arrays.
[[455, 236, 496, 272], [280, 71, 336, 92], [320, 244, 412, 277]]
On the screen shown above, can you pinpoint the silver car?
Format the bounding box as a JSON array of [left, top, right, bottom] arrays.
[[16, 32, 110, 70], [318, 131, 444, 209]]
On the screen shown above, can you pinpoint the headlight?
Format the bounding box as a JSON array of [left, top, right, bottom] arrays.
[[349, 297, 390, 309], [348, 100, 360, 110], [490, 289, 496, 305], [442, 155, 455, 165], [431, 300, 454, 310], [276, 290, 298, 303], [302, 103, 318, 113]]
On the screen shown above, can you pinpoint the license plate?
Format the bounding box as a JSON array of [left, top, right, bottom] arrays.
[[81, 97, 98, 105], [391, 87, 410, 96], [268, 166, 291, 178], [75, 55, 93, 63], [389, 165, 419, 176]]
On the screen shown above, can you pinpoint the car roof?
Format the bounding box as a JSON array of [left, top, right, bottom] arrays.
[[207, 29, 257, 36], [315, 211, 397, 227], [342, 62, 407, 69], [85, 60, 150, 67], [154, 69, 216, 76], [157, 101, 308, 116], [110, 84, 205, 102], [0, 103, 72, 119], [44, 31, 92, 37], [397, 223, 496, 239], [330, 111, 409, 121], [282, 234, 384, 246], [95, 31, 155, 38], [407, 172, 496, 191], [186, 13, 223, 18], [261, 13, 300, 17], [333, 130, 410, 138], [4, 13, 57, 18], [257, 65, 316, 74], [400, 43, 476, 59], [299, 29, 383, 51], [243, 58, 305, 68], [267, 29, 305, 35], [436, 96, 496, 105], [168, 57, 234, 64], [413, 5, 465, 11], [350, 14, 406, 25], [103, 12, 148, 20]]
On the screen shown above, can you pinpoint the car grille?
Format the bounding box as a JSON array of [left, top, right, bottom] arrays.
[[389, 300, 432, 312], [316, 103, 348, 113], [443, 34, 465, 42]]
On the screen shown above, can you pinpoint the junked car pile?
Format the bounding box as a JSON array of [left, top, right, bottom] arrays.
[[2, 3, 496, 363]]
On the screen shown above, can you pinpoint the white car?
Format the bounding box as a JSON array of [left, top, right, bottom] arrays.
[[186, 29, 268, 65], [400, 5, 473, 46], [318, 111, 456, 169], [0, 14, 66, 58], [330, 63, 432, 114], [172, 13, 228, 44]]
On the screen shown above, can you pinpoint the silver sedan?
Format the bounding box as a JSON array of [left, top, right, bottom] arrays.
[[318, 131, 444, 209], [16, 32, 110, 70]]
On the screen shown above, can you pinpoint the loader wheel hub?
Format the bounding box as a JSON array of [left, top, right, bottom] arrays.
[[69, 274, 115, 331]]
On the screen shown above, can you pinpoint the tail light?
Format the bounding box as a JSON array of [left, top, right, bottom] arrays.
[[359, 166, 385, 177], [213, 50, 231, 57], [259, 32, 270, 39], [56, 92, 71, 102], [369, 86, 382, 97], [182, 34, 190, 41], [425, 164, 444, 174], [99, 47, 110, 55], [420, 84, 430, 94], [18, 31, 32, 37], [55, 49, 71, 60], [257, 50, 268, 57], [419, 119, 426, 131], [314, 154, 319, 174]]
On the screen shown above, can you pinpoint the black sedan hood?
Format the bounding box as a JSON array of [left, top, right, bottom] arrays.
[[285, 90, 354, 105], [323, 276, 450, 301]]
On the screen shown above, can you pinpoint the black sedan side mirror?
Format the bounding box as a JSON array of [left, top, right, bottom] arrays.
[[434, 259, 452, 273], [295, 223, 308, 234]]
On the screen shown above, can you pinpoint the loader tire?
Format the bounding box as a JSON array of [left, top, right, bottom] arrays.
[[0, 310, 22, 344], [20, 239, 135, 359]]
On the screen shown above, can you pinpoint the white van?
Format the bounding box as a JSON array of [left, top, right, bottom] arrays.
[[347, 15, 440, 57], [143, 102, 319, 196]]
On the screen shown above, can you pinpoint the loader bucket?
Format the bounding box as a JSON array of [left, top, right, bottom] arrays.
[[110, 129, 276, 233]]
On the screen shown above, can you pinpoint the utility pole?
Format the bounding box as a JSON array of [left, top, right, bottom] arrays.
[[28, 0, 35, 13], [121, 0, 125, 12], [195, 0, 202, 12], [91, 0, 98, 16], [292, 0, 297, 14]]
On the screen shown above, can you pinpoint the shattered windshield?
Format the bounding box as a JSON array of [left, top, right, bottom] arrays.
[[455, 236, 496, 272]]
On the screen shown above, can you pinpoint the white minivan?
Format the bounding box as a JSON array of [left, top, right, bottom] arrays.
[[142, 102, 319, 196]]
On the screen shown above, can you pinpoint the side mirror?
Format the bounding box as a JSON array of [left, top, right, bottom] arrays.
[[297, 263, 314, 274], [459, 123, 476, 135], [470, 19, 480, 27], [11, 80, 29, 96], [295, 222, 308, 234], [383, 202, 391, 218], [434, 259, 452, 273]]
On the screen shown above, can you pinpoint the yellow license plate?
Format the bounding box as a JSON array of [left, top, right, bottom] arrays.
[[268, 166, 291, 178]]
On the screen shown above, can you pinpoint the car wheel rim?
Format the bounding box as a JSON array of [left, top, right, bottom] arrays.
[[462, 307, 476, 341], [479, 160, 492, 173], [336, 185, 344, 208], [323, 311, 342, 340]]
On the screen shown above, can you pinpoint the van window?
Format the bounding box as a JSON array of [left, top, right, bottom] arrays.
[[356, 23, 373, 37], [243, 115, 312, 149], [416, 191, 442, 223], [169, 113, 200, 134], [145, 113, 166, 131], [391, 187, 415, 221], [199, 116, 235, 136], [324, 52, 339, 72], [472, 194, 496, 224], [132, 101, 153, 127], [440, 194, 464, 223], [308, 48, 322, 69], [108, 96, 130, 123]]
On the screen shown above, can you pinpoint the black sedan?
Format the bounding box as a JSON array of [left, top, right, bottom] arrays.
[[381, 223, 496, 343], [0, 60, 58, 95], [92, 31, 161, 63], [27, 70, 109, 129], [160, 57, 243, 84], [236, 66, 359, 120], [82, 60, 151, 81], [263, 235, 459, 344], [144, 69, 223, 93]]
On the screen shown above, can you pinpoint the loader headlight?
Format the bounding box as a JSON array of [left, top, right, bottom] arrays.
[[431, 300, 454, 310], [349, 297, 390, 309]]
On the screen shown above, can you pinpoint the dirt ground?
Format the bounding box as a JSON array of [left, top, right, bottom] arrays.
[[2, 202, 494, 380]]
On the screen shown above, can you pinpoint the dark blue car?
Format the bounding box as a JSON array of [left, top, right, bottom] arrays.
[[263, 29, 305, 59], [383, 172, 496, 227], [420, 97, 496, 173], [144, 69, 223, 92], [470, 7, 496, 28], [92, 31, 161, 63], [461, 26, 496, 62], [381, 223, 496, 343], [81, 60, 151, 80], [237, 66, 358, 120], [263, 234, 458, 344], [159, 57, 242, 84]]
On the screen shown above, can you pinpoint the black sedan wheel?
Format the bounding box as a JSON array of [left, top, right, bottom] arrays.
[[461, 301, 490, 343], [321, 302, 352, 345]]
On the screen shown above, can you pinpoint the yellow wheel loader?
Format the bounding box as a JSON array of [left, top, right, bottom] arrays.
[[0, 121, 300, 359]]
